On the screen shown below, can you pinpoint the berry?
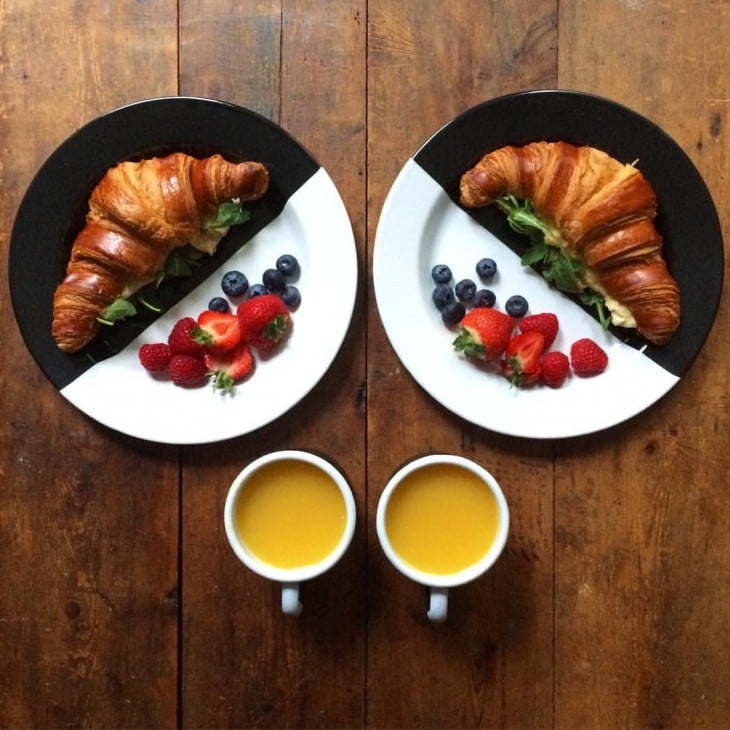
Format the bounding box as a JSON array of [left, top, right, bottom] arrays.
[[208, 296, 230, 313], [541, 351, 570, 388], [276, 254, 300, 278], [519, 312, 559, 348], [237, 293, 291, 349], [570, 338, 608, 376], [472, 289, 496, 308], [441, 300, 465, 326], [453, 308, 514, 361], [221, 270, 249, 298], [167, 317, 201, 355], [138, 343, 171, 373], [262, 268, 286, 292], [455, 278, 477, 302], [431, 264, 452, 284], [204, 342, 254, 394], [168, 354, 206, 387], [248, 283, 268, 298], [432, 284, 455, 311], [281, 285, 301, 310], [500, 331, 545, 387], [505, 295, 529, 318], [476, 258, 497, 280], [192, 310, 241, 353]]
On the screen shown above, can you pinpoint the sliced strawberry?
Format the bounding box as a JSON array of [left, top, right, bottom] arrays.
[[237, 294, 291, 349], [453, 308, 514, 361], [500, 331, 545, 387], [204, 341, 254, 394], [518, 312, 559, 348], [193, 310, 241, 353]]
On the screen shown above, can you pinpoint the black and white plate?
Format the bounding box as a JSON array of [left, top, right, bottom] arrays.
[[10, 97, 357, 444], [373, 90, 723, 439]]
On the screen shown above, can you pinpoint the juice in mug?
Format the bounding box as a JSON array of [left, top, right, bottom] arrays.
[[384, 462, 501, 575], [233, 458, 348, 569]]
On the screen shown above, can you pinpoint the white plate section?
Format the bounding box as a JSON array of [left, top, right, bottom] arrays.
[[373, 160, 679, 439], [61, 168, 357, 444]]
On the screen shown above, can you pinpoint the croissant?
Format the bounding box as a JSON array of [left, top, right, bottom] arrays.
[[52, 152, 269, 353], [459, 141, 680, 345]]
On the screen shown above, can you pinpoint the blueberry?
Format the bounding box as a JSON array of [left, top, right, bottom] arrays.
[[262, 268, 286, 292], [476, 257, 497, 280], [472, 289, 496, 308], [248, 283, 268, 298], [208, 296, 230, 313], [276, 254, 300, 278], [431, 264, 452, 285], [221, 270, 248, 298], [441, 300, 466, 326], [455, 278, 477, 302], [281, 285, 301, 310], [505, 294, 529, 317], [432, 284, 455, 311]]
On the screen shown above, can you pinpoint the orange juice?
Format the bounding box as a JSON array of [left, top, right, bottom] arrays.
[[384, 462, 500, 575], [233, 459, 347, 569]]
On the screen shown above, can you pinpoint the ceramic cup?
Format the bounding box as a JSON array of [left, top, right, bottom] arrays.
[[224, 450, 356, 616], [376, 454, 509, 622]]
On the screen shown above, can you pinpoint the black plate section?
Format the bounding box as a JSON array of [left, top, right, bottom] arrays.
[[414, 89, 724, 377], [9, 97, 319, 390]]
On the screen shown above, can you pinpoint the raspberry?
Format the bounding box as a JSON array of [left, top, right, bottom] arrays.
[[570, 338, 608, 376], [168, 354, 206, 386], [519, 312, 559, 348], [138, 343, 171, 373], [168, 317, 200, 355], [541, 351, 570, 388]]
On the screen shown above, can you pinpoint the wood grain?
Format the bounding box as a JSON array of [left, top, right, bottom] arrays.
[[366, 2, 558, 727], [0, 1, 180, 727], [556, 2, 730, 726], [177, 1, 367, 727]]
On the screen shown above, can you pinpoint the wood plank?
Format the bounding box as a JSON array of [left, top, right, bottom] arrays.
[[177, 1, 367, 727], [0, 1, 180, 727], [556, 2, 730, 727], [366, 2, 558, 727]]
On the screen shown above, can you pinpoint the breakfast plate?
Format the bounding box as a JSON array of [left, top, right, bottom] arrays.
[[373, 90, 723, 439], [9, 97, 358, 444]]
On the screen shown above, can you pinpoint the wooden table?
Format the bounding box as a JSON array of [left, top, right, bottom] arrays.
[[1, 2, 728, 727]]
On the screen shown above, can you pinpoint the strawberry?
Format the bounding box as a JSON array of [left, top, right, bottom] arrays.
[[570, 338, 608, 376], [138, 343, 171, 373], [237, 294, 291, 349], [500, 331, 545, 386], [192, 310, 241, 353], [168, 316, 201, 355], [541, 351, 570, 388], [452, 308, 514, 361], [168, 354, 206, 386], [204, 341, 254, 393], [518, 312, 559, 348]]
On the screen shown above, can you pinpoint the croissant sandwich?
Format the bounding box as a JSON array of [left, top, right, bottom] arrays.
[[52, 152, 270, 353], [459, 141, 680, 345]]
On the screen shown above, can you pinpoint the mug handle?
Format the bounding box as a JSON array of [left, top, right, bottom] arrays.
[[427, 586, 448, 622], [281, 581, 303, 616]]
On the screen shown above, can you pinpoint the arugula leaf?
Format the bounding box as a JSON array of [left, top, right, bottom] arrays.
[[498, 192, 611, 326], [204, 199, 251, 231], [97, 298, 137, 326], [163, 245, 206, 280]]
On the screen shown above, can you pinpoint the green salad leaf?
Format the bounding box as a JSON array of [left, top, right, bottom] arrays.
[[97, 298, 137, 326], [496, 193, 611, 329], [204, 199, 250, 231]]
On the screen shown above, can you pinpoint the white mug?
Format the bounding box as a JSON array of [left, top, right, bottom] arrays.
[[376, 454, 509, 622], [224, 450, 356, 616]]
